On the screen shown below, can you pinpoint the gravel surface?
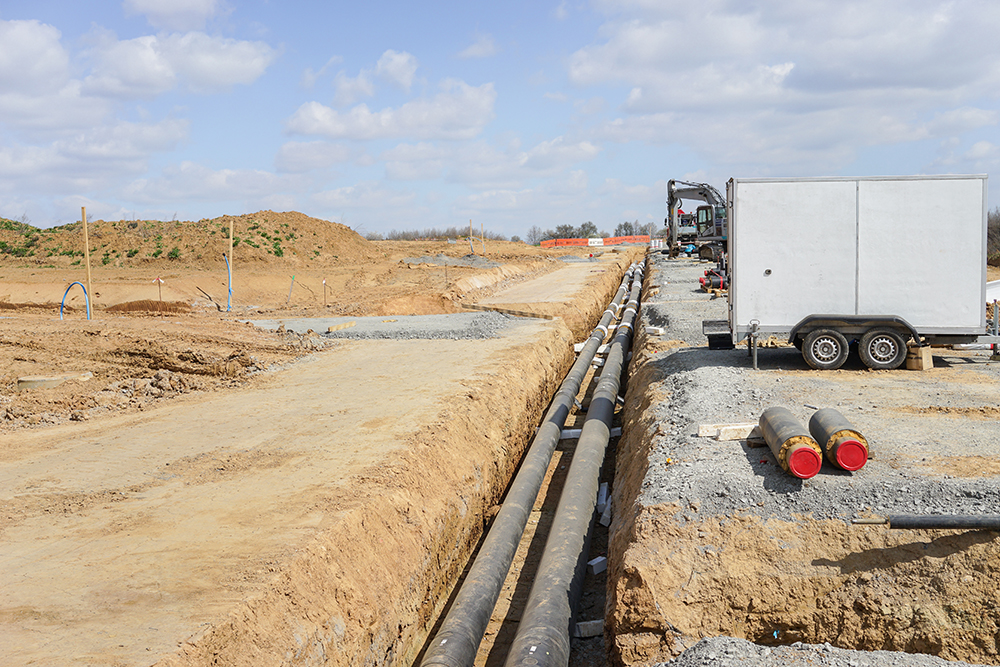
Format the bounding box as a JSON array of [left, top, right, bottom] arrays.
[[628, 253, 1000, 667], [250, 311, 518, 340], [639, 255, 1000, 524], [655, 636, 991, 667], [401, 253, 500, 268]]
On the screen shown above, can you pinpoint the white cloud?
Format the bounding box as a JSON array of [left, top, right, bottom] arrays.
[[275, 141, 353, 173], [376, 50, 418, 90], [311, 182, 417, 209], [332, 70, 375, 107], [124, 161, 303, 204], [301, 56, 342, 89], [458, 35, 497, 59], [84, 30, 277, 97], [0, 20, 71, 94], [286, 80, 497, 141], [123, 0, 226, 32], [569, 1, 1000, 175], [0, 119, 188, 194]]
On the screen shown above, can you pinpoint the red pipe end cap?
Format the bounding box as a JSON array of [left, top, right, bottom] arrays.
[[835, 440, 868, 471], [788, 447, 822, 479]]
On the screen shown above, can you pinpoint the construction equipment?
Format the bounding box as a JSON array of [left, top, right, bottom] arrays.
[[707, 174, 999, 370], [666, 179, 727, 263]]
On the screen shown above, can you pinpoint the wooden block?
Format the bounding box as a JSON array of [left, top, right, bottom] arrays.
[[906, 345, 933, 371], [697, 422, 759, 440], [327, 321, 357, 332], [597, 482, 609, 514], [716, 424, 760, 441]]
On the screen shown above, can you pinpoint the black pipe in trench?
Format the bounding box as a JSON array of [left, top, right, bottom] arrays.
[[501, 261, 645, 667], [419, 263, 641, 667]]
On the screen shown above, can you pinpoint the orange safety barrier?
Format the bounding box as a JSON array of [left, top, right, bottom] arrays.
[[540, 235, 650, 248]]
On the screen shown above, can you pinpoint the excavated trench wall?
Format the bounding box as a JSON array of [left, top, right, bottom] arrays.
[[158, 254, 636, 667], [607, 251, 1000, 666]]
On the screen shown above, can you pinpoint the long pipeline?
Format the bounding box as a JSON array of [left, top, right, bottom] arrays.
[[502, 260, 645, 667], [420, 263, 639, 667]]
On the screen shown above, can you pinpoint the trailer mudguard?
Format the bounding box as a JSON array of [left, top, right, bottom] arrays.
[[788, 315, 920, 345]]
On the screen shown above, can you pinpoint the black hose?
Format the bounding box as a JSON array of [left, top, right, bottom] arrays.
[[889, 515, 1000, 530], [419, 264, 639, 667], [502, 262, 644, 667]]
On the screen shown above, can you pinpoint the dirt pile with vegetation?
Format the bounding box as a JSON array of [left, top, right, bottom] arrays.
[[0, 210, 379, 270]]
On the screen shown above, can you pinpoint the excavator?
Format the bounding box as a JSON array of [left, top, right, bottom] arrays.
[[666, 179, 727, 264]]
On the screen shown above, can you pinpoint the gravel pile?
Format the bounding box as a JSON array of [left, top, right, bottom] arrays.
[[252, 311, 517, 340], [655, 636, 990, 667], [401, 253, 501, 268]]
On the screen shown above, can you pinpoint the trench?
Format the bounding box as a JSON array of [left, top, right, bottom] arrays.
[[609, 250, 1000, 666], [412, 260, 645, 667]]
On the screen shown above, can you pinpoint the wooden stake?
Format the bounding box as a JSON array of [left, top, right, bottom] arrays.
[[287, 275, 295, 305], [81, 207, 93, 310], [481, 221, 486, 253], [323, 277, 327, 307]]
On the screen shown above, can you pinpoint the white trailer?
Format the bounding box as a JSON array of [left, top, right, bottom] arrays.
[[714, 174, 993, 370]]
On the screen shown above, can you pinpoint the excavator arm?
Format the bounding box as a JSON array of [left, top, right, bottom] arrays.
[[666, 179, 727, 247]]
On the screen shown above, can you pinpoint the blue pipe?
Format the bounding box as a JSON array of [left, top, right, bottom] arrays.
[[60, 282, 91, 320], [225, 253, 232, 312]]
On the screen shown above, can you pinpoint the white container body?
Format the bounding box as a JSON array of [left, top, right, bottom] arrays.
[[728, 175, 988, 340]]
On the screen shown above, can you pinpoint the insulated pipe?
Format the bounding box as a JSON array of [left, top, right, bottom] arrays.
[[853, 515, 1000, 530], [419, 263, 639, 667], [807, 408, 869, 471], [502, 262, 645, 667], [759, 407, 823, 479]]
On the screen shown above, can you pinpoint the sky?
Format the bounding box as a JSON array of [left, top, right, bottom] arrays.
[[1, 0, 1000, 239]]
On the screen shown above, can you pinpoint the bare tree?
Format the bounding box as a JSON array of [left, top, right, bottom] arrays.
[[525, 225, 545, 245]]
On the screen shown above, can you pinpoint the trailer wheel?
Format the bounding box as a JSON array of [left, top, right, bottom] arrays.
[[859, 328, 907, 370], [803, 329, 849, 370]]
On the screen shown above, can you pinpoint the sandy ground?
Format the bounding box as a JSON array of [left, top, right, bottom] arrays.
[[0, 215, 643, 666]]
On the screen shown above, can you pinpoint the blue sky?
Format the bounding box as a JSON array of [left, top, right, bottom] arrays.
[[1, 1, 999, 238]]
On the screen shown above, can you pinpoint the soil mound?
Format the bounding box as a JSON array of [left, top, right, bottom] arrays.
[[0, 211, 376, 270]]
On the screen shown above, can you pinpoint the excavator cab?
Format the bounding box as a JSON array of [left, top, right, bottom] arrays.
[[696, 205, 726, 240]]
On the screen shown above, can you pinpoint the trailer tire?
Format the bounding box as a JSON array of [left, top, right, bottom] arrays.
[[803, 329, 849, 370], [859, 328, 907, 370]]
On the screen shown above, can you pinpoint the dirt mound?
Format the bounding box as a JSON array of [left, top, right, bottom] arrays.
[[0, 211, 376, 270]]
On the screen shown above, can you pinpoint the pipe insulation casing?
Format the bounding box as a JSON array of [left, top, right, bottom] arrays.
[[759, 407, 823, 479], [501, 261, 644, 667], [807, 408, 869, 471], [888, 515, 1000, 530], [419, 264, 638, 667]]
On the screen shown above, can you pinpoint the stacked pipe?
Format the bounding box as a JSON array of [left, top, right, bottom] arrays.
[[502, 261, 645, 667], [808, 408, 869, 471], [419, 263, 640, 667], [759, 407, 823, 479], [699, 269, 726, 290]]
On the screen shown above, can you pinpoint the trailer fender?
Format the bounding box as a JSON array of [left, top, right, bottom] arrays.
[[788, 315, 919, 347]]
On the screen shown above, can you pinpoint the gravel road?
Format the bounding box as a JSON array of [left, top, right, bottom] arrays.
[[249, 311, 517, 340]]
